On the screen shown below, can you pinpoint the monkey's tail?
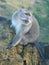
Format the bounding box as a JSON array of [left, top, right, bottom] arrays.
[[34, 41, 49, 65]]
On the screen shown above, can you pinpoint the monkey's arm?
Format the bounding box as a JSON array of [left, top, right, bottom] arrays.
[[7, 34, 22, 49]]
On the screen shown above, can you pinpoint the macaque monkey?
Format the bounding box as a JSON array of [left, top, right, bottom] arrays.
[[7, 8, 48, 65]]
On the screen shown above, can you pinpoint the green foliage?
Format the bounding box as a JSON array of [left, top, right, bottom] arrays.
[[28, 0, 49, 43]]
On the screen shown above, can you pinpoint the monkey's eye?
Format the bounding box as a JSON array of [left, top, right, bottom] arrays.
[[24, 12, 30, 16]]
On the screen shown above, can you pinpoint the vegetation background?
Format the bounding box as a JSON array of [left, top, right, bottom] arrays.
[[0, 0, 49, 65]]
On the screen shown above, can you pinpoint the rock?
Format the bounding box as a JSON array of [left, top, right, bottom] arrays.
[[0, 47, 23, 65], [0, 44, 41, 65], [23, 44, 40, 65], [16, 45, 23, 54], [0, 17, 15, 49]]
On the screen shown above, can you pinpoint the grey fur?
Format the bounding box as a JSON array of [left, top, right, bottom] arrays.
[[9, 8, 33, 47]]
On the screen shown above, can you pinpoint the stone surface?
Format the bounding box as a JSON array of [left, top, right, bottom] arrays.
[[0, 42, 40, 65], [0, 18, 15, 49], [23, 44, 40, 65]]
